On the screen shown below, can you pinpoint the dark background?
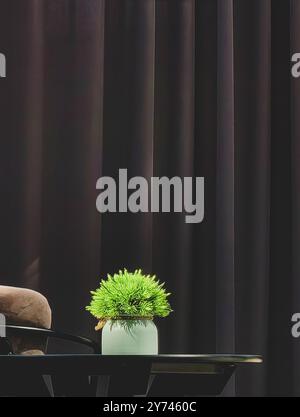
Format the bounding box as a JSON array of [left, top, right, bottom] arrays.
[[0, 0, 300, 396]]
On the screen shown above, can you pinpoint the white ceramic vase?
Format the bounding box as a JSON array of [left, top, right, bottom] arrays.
[[102, 319, 158, 355]]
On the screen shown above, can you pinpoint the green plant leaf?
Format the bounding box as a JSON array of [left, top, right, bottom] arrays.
[[86, 269, 172, 320]]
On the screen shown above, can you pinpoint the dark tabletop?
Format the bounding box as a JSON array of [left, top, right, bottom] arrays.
[[0, 354, 263, 396], [0, 353, 262, 373], [0, 353, 263, 361]]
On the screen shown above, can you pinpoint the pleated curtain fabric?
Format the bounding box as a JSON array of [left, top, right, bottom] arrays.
[[0, 0, 299, 396]]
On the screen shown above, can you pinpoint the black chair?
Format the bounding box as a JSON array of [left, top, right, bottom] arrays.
[[0, 325, 100, 397], [0, 337, 13, 355], [3, 325, 100, 353]]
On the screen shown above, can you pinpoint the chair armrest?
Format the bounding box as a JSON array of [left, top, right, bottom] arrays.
[[1, 325, 100, 354]]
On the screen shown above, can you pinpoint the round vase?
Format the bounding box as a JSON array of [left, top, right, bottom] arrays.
[[102, 319, 158, 355]]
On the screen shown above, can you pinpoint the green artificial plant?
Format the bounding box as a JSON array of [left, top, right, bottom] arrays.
[[86, 269, 172, 330]]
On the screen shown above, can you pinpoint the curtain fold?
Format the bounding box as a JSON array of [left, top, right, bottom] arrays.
[[268, 0, 293, 396], [291, 0, 300, 397], [153, 0, 195, 353], [39, 0, 105, 334], [101, 0, 155, 275], [216, 0, 235, 357], [234, 0, 271, 397], [0, 0, 300, 396], [215, 0, 236, 396]]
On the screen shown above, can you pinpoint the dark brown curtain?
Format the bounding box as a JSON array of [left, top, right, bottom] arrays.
[[0, 0, 299, 396]]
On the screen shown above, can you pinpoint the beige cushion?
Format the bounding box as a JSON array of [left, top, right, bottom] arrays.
[[0, 286, 52, 354]]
